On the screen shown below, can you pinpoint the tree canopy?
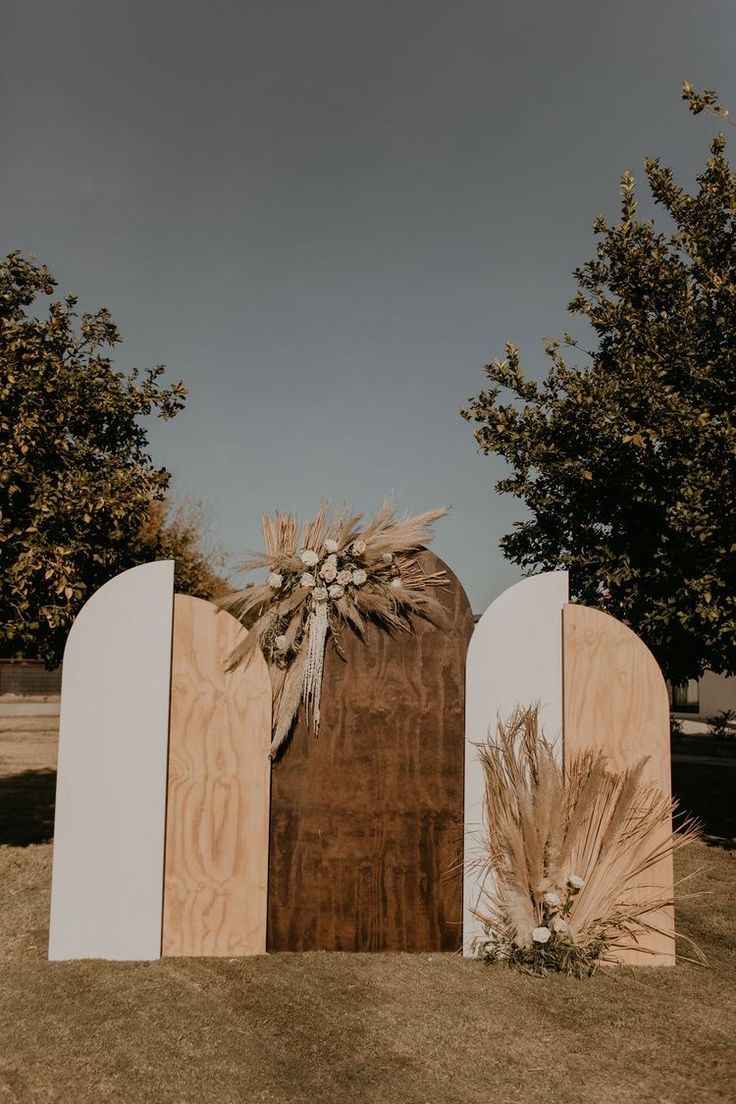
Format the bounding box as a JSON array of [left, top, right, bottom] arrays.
[[133, 495, 230, 601], [0, 252, 187, 665], [462, 85, 736, 683]]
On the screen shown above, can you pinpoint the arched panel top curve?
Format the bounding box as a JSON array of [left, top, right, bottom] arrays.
[[62, 560, 175, 662]]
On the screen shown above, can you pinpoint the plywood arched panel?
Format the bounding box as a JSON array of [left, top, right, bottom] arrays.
[[49, 561, 174, 961], [562, 603, 674, 965], [463, 571, 568, 952], [162, 595, 272, 957], [268, 551, 474, 952]]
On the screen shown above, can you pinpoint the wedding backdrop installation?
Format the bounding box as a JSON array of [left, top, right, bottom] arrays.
[[48, 500, 475, 957], [221, 499, 451, 756], [49, 512, 688, 965]]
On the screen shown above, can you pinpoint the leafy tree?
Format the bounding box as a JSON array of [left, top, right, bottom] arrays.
[[0, 252, 187, 665], [462, 84, 736, 683], [133, 495, 230, 600]]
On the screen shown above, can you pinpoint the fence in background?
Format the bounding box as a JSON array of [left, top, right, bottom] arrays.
[[0, 660, 62, 697]]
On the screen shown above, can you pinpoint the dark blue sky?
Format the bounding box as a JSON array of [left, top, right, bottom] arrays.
[[2, 1, 734, 609]]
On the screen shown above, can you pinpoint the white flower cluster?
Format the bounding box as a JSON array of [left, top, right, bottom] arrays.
[[268, 538, 399, 609], [531, 873, 586, 944], [264, 535, 404, 668], [262, 535, 405, 665]]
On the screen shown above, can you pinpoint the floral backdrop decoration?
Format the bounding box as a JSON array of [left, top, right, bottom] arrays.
[[470, 706, 703, 977], [222, 499, 450, 756]]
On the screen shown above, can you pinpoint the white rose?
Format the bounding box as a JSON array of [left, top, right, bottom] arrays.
[[336, 569, 352, 586], [324, 538, 339, 553], [390, 577, 402, 589], [543, 891, 562, 908], [569, 874, 585, 890], [312, 587, 328, 601], [352, 569, 367, 586], [328, 584, 344, 599], [267, 572, 283, 589], [352, 539, 367, 554], [381, 552, 393, 563], [531, 926, 551, 944], [552, 915, 568, 934], [320, 561, 338, 583], [274, 635, 288, 651], [300, 549, 319, 567], [300, 572, 316, 588]]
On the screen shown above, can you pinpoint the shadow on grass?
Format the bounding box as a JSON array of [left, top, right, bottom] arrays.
[[0, 769, 56, 846], [671, 760, 736, 849], [0, 761, 731, 852]]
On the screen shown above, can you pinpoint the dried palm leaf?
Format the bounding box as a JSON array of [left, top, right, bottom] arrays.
[[271, 644, 308, 757], [471, 705, 704, 976]]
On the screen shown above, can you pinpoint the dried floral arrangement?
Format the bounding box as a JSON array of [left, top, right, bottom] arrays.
[[470, 707, 704, 977], [221, 499, 449, 756]]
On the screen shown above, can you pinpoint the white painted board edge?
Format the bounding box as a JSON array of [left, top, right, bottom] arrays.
[[463, 571, 568, 954], [49, 561, 174, 960]]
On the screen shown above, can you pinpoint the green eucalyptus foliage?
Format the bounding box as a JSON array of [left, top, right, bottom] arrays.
[[462, 85, 736, 683], [0, 252, 187, 665], [476, 932, 607, 980]]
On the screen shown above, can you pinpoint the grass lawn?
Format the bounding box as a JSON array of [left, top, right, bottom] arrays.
[[0, 720, 734, 1104]]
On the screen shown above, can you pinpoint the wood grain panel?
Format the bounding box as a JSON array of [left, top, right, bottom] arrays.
[[162, 595, 271, 957], [562, 603, 675, 966], [268, 551, 474, 952]]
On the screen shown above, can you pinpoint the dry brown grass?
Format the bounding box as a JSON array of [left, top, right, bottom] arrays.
[[0, 720, 734, 1103]]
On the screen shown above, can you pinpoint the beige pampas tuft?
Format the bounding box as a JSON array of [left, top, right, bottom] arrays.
[[472, 705, 704, 976]]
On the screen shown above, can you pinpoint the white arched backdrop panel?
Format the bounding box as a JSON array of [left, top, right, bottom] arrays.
[[49, 561, 175, 960], [463, 571, 569, 953]]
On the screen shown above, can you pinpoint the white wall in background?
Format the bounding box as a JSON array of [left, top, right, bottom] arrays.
[[699, 671, 736, 719]]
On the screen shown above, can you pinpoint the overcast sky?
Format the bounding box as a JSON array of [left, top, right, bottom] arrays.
[[2, 1, 734, 610]]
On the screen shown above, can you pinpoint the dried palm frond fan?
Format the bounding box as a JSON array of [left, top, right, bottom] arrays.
[[471, 706, 704, 976], [221, 498, 449, 756]]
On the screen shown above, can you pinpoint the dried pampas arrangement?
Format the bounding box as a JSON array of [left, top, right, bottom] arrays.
[[221, 498, 449, 756], [471, 706, 704, 976]]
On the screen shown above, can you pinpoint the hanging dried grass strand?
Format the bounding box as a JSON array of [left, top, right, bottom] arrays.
[[270, 644, 307, 757], [302, 601, 329, 733]]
